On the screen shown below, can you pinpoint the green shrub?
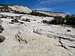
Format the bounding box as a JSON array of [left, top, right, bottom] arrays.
[[65, 15, 75, 25]]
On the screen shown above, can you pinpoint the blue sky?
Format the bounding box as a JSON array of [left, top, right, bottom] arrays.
[[0, 0, 75, 14]]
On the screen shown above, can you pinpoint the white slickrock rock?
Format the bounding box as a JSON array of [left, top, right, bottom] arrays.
[[0, 12, 74, 56]]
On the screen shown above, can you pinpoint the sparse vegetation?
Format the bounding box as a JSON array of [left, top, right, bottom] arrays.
[[15, 31, 28, 44], [42, 15, 75, 28], [22, 18, 30, 22], [30, 11, 50, 17], [42, 16, 64, 25], [11, 19, 19, 23], [53, 16, 64, 24], [42, 20, 50, 24], [64, 15, 75, 27]]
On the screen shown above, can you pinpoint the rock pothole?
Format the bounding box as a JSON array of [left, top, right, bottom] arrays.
[[0, 25, 4, 33], [0, 35, 5, 43]]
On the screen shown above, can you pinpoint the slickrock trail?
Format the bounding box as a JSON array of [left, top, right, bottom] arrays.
[[0, 13, 75, 56]]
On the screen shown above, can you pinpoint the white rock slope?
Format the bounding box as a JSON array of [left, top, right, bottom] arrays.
[[0, 12, 74, 56]]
